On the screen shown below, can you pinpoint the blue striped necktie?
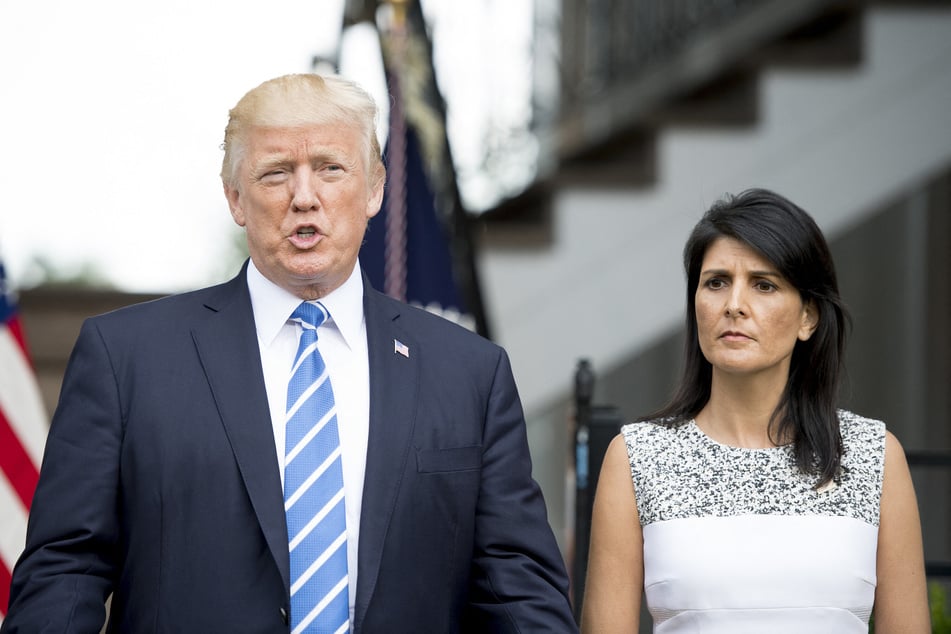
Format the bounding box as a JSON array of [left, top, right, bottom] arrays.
[[285, 302, 350, 634]]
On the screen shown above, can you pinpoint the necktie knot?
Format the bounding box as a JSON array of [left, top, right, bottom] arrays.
[[291, 302, 329, 331]]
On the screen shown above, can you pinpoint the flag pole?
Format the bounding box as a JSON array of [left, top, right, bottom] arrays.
[[377, 0, 493, 339]]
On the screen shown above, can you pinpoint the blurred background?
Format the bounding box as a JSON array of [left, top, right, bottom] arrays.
[[2, 0, 950, 628]]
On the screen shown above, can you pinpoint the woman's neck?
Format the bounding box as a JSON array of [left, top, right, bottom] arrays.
[[696, 369, 790, 448]]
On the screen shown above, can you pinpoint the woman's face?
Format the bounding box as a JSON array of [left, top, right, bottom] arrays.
[[695, 237, 817, 380]]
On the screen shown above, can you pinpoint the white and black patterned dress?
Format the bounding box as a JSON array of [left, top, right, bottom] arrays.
[[622, 410, 884, 633]]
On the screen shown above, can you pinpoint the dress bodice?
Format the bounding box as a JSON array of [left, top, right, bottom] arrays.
[[622, 411, 885, 633]]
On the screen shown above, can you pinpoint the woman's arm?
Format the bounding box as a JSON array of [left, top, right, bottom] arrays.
[[581, 434, 644, 633], [872, 430, 930, 632]]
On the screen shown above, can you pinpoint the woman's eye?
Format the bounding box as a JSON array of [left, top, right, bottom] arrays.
[[706, 278, 725, 289], [755, 281, 776, 292]]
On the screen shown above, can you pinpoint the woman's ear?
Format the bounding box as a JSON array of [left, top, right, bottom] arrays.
[[798, 300, 819, 341]]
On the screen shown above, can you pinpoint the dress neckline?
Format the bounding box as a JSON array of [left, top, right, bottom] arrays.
[[685, 419, 791, 453]]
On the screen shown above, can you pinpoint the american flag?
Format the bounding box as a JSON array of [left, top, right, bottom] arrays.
[[394, 339, 409, 358], [0, 260, 48, 619]]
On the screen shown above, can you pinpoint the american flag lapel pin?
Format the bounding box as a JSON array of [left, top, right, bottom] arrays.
[[394, 339, 409, 358]]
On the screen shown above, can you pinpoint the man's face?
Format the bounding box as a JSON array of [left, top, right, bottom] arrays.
[[224, 122, 383, 299]]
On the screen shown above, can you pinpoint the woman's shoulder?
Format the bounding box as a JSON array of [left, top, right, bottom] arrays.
[[837, 409, 886, 448], [620, 418, 696, 464], [836, 410, 887, 523], [621, 417, 690, 443]]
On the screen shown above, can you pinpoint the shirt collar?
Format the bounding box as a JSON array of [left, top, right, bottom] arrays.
[[246, 259, 365, 350]]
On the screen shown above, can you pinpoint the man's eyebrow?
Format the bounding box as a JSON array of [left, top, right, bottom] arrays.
[[311, 149, 357, 165], [250, 155, 292, 172], [250, 149, 357, 174]]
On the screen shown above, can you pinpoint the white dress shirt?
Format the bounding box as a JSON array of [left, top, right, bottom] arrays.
[[246, 260, 370, 622]]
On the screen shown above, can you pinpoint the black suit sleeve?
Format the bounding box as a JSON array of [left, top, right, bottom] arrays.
[[3, 320, 119, 633], [463, 348, 578, 633]]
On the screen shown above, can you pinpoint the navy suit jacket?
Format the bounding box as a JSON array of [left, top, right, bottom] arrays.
[[3, 265, 576, 633]]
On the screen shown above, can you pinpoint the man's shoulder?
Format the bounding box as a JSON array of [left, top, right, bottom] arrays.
[[365, 288, 501, 361], [368, 288, 486, 338], [90, 273, 245, 328]]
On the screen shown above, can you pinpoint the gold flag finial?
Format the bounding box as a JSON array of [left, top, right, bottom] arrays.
[[388, 0, 409, 30]]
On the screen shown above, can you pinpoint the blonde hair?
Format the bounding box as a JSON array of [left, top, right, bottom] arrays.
[[220, 73, 384, 188]]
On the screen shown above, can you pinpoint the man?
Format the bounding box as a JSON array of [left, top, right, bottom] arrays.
[[3, 74, 577, 633]]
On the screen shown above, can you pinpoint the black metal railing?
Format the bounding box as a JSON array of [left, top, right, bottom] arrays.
[[561, 0, 768, 98], [553, 0, 837, 158], [571, 360, 624, 622]]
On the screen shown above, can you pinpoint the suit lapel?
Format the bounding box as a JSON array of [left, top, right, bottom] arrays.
[[354, 287, 420, 627], [190, 269, 290, 593]]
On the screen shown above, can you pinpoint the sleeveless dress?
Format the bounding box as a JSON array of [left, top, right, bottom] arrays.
[[621, 410, 885, 633]]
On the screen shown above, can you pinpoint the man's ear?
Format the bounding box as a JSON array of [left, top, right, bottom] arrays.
[[365, 164, 385, 220], [224, 183, 246, 227]]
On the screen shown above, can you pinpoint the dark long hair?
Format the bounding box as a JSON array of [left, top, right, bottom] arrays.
[[649, 188, 850, 486]]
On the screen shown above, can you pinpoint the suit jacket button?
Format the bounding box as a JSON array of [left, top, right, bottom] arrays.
[[280, 607, 289, 625]]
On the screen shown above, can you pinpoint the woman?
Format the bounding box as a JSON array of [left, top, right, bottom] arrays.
[[581, 189, 930, 633]]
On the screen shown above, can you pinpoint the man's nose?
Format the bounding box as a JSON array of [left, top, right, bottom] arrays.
[[291, 170, 319, 211]]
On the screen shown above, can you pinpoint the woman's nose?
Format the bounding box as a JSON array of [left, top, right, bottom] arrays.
[[725, 288, 747, 317]]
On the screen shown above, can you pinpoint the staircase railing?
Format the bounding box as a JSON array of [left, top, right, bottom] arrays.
[[552, 0, 843, 159]]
